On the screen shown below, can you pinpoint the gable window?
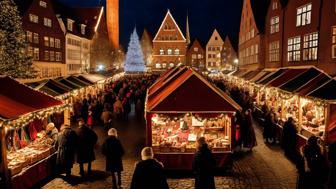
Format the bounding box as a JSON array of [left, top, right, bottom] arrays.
[[162, 63, 167, 68], [44, 36, 49, 46], [215, 37, 218, 40], [33, 33, 39, 44], [155, 63, 161, 69], [44, 18, 52, 27], [269, 41, 280, 62], [303, 32, 318, 61], [44, 50, 49, 60], [296, 4, 312, 27], [167, 49, 172, 55], [29, 14, 38, 23], [33, 48, 39, 60], [288, 36, 301, 61], [26, 31, 32, 42], [160, 49, 164, 55], [174, 49, 180, 55], [194, 47, 198, 52], [332, 27, 336, 58], [67, 19, 74, 31], [50, 37, 54, 47], [169, 63, 174, 68], [272, 1, 278, 10], [39, 1, 47, 8], [81, 24, 86, 35], [55, 38, 61, 48], [270, 16, 279, 34], [56, 52, 62, 61]]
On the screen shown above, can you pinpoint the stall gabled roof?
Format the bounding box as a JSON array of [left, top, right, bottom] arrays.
[[295, 74, 331, 96], [146, 68, 241, 113], [242, 70, 261, 80], [306, 79, 336, 101], [250, 70, 274, 82], [76, 75, 95, 85], [256, 68, 287, 85], [148, 66, 188, 96], [65, 76, 92, 87], [35, 79, 72, 96], [148, 66, 188, 97], [0, 76, 63, 120], [56, 78, 82, 89], [267, 68, 308, 87], [280, 67, 326, 93], [80, 74, 107, 83]]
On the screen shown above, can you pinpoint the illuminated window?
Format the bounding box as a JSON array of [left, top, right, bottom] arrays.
[[174, 49, 180, 55], [67, 19, 74, 31], [44, 36, 49, 46], [160, 49, 164, 55], [270, 16, 279, 34], [296, 4, 312, 27], [33, 48, 39, 60], [155, 63, 161, 68], [44, 50, 49, 60], [55, 39, 61, 48], [29, 14, 38, 23], [44, 18, 52, 27], [49, 37, 54, 47], [167, 49, 172, 55], [269, 41, 280, 62], [39, 1, 47, 7], [332, 27, 336, 58], [26, 31, 32, 42], [288, 36, 301, 61], [56, 52, 62, 61], [303, 32, 318, 61], [33, 33, 39, 44]]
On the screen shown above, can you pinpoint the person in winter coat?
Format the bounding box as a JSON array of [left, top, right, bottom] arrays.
[[76, 119, 98, 176], [241, 109, 257, 151], [102, 128, 125, 189], [101, 107, 113, 129], [130, 147, 169, 189], [328, 141, 336, 189], [282, 117, 298, 160], [55, 124, 77, 177], [113, 97, 123, 120], [46, 122, 58, 147], [192, 137, 216, 189]]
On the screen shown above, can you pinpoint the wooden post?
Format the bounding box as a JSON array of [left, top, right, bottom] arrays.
[[0, 125, 10, 189]]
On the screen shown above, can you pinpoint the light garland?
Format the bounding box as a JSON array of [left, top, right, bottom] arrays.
[[154, 113, 228, 122]]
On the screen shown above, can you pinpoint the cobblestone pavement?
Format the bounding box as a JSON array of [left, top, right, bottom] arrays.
[[39, 111, 297, 189]]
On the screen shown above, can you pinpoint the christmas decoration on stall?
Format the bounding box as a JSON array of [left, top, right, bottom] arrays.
[[124, 27, 145, 73], [0, 0, 37, 78]]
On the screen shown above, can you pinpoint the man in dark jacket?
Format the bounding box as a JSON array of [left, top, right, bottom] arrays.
[[282, 117, 298, 160], [76, 119, 98, 176], [130, 147, 169, 189], [102, 128, 125, 189], [56, 124, 77, 177], [193, 137, 216, 189], [328, 141, 336, 189]]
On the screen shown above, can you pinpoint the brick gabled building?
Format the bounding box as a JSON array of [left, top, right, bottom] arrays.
[[264, 0, 286, 69], [141, 28, 153, 69], [15, 0, 66, 78], [152, 10, 187, 72], [186, 39, 205, 71], [221, 36, 238, 71], [238, 0, 270, 70], [206, 29, 224, 70]]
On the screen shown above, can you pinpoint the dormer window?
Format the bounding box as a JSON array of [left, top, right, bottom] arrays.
[[67, 19, 74, 31], [39, 1, 47, 8], [215, 37, 218, 40], [81, 24, 86, 35]]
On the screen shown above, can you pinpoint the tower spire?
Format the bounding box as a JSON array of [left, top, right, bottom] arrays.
[[186, 11, 190, 45]]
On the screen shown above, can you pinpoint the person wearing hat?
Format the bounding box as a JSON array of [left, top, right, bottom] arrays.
[[130, 147, 169, 189], [102, 128, 125, 189], [192, 137, 216, 189], [56, 124, 78, 177], [46, 122, 58, 147]]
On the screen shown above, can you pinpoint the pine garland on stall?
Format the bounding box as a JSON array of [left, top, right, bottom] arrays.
[[0, 0, 36, 78]]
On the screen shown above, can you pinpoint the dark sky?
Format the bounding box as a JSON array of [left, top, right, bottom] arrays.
[[59, 0, 243, 50]]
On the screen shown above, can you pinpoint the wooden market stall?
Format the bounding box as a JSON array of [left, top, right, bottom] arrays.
[[145, 67, 241, 170], [0, 76, 71, 189]]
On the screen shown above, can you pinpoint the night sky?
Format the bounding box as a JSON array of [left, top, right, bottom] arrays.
[[59, 0, 243, 50]]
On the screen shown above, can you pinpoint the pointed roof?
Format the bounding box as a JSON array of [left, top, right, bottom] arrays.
[[207, 29, 224, 46], [250, 0, 271, 33], [141, 28, 152, 42], [186, 12, 191, 45], [153, 10, 186, 41], [190, 39, 204, 50], [146, 67, 241, 112], [223, 36, 237, 53]]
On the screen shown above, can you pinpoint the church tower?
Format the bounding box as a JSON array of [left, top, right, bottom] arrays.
[[106, 0, 119, 49]]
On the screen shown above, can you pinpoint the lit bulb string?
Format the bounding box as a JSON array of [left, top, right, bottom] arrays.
[[0, 104, 72, 130], [150, 112, 230, 122]]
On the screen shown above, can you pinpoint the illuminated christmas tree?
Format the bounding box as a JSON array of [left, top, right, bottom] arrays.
[[124, 27, 145, 73], [0, 0, 36, 78]]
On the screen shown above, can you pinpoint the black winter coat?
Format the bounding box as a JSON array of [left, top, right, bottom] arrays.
[[76, 126, 98, 163], [56, 127, 77, 170], [130, 159, 169, 189], [102, 136, 125, 172], [193, 144, 216, 189]]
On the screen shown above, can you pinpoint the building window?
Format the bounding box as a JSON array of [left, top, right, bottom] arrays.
[[26, 31, 32, 42], [55, 52, 61, 61], [39, 1, 47, 7], [194, 47, 198, 52], [44, 36, 49, 46], [159, 49, 164, 55], [169, 63, 174, 68], [332, 27, 336, 58], [208, 54, 211, 58], [174, 49, 180, 55], [29, 14, 38, 23], [167, 49, 172, 55], [251, 29, 255, 38], [33, 33, 39, 44], [55, 39, 61, 48], [270, 16, 279, 34], [81, 24, 86, 35], [28, 46, 33, 57], [272, 1, 278, 10], [192, 54, 197, 59], [44, 50, 49, 60], [162, 63, 167, 68], [67, 49, 80, 60], [43, 18, 52, 27], [33, 48, 39, 60], [67, 19, 74, 31], [50, 37, 54, 47], [288, 36, 301, 61], [269, 41, 280, 62], [303, 32, 318, 61], [50, 51, 55, 61], [155, 63, 161, 69], [215, 37, 218, 40], [198, 54, 202, 59], [296, 4, 312, 27], [208, 47, 211, 51]]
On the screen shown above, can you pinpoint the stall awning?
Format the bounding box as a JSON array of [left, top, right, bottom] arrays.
[[76, 75, 95, 85], [148, 66, 188, 96], [80, 74, 107, 83], [0, 76, 63, 120], [65, 76, 92, 87], [232, 69, 247, 77], [280, 68, 326, 93], [242, 70, 261, 80], [295, 74, 331, 96], [249, 70, 273, 82], [146, 68, 241, 113], [56, 78, 82, 90], [36, 79, 72, 96], [256, 69, 287, 85], [267, 68, 308, 87], [222, 70, 234, 75], [306, 80, 336, 101]]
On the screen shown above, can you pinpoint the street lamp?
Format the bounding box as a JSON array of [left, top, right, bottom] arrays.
[[234, 59, 239, 71]]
